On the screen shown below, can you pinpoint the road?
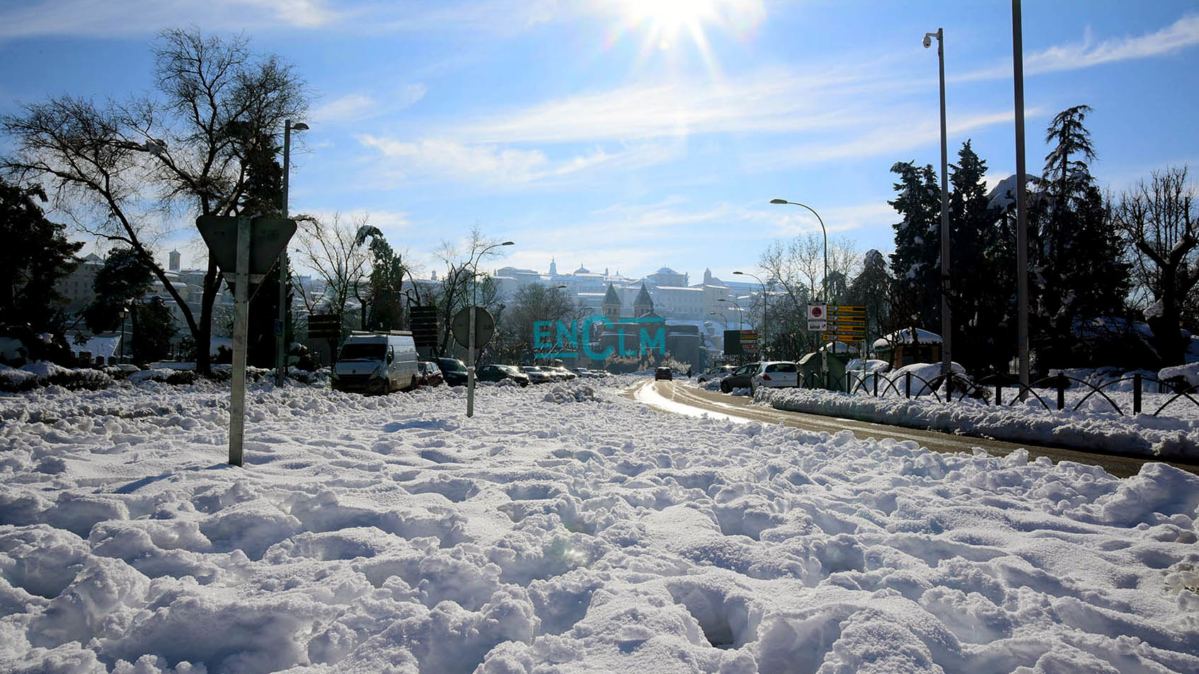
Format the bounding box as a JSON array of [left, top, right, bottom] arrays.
[[628, 380, 1199, 479]]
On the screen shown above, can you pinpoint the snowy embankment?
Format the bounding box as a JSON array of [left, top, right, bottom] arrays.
[[761, 385, 1199, 460], [2, 380, 1198, 673]]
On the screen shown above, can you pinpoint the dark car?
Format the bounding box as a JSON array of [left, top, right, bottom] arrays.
[[720, 363, 759, 393], [477, 364, 530, 387], [655, 366, 673, 381], [436, 357, 468, 386], [417, 360, 443, 387]]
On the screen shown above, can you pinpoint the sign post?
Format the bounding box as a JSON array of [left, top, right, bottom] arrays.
[[451, 307, 495, 418], [197, 214, 296, 467], [228, 216, 250, 467]]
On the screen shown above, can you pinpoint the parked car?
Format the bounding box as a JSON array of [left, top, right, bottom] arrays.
[[520, 365, 554, 384], [697, 365, 735, 384], [477, 364, 530, 387], [332, 332, 420, 394], [417, 360, 443, 387], [655, 366, 673, 381], [436, 357, 468, 386], [719, 363, 760, 393], [749, 361, 799, 393], [548, 366, 577, 381]]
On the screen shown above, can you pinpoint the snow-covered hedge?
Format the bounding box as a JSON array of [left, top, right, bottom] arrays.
[[0, 361, 113, 392], [758, 385, 1199, 459]]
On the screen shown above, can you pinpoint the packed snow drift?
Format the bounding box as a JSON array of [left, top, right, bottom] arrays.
[[1, 378, 1198, 673]]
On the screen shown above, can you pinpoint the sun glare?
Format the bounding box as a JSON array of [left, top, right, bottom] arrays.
[[605, 0, 764, 74]]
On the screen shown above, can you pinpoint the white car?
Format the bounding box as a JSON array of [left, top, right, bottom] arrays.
[[520, 366, 554, 384], [749, 361, 799, 393]]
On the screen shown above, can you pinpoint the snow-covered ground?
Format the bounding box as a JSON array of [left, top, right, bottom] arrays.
[[2, 379, 1199, 673]]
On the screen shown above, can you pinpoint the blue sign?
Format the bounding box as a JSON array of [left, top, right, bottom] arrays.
[[533, 315, 666, 360]]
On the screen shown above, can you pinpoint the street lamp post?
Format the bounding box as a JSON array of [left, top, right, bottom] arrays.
[[277, 119, 309, 385], [467, 241, 514, 418], [718, 298, 744, 329], [770, 199, 828, 302], [924, 28, 953, 380], [733, 270, 769, 359], [118, 304, 129, 364]]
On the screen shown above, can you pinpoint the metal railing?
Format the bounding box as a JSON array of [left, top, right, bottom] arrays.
[[793, 370, 1199, 418]]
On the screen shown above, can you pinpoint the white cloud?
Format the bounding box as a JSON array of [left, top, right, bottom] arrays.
[[356, 135, 677, 186], [456, 67, 892, 145], [958, 14, 1199, 82], [746, 202, 897, 237], [0, 0, 339, 38], [311, 85, 427, 124]]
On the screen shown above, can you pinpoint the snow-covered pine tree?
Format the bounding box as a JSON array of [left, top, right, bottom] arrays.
[[948, 141, 1009, 374], [888, 161, 942, 336], [1031, 106, 1131, 369]]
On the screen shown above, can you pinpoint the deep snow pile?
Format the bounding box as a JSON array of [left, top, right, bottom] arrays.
[[1, 380, 1198, 673], [762, 385, 1199, 460]]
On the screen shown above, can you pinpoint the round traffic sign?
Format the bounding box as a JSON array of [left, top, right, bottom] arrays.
[[451, 307, 495, 349]]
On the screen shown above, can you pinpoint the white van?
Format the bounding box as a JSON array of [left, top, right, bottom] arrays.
[[331, 331, 419, 394]]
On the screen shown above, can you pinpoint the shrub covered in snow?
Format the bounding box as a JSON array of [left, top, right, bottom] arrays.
[[0, 361, 114, 392], [128, 368, 199, 386]]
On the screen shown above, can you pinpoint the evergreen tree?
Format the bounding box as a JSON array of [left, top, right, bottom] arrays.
[[888, 161, 942, 333], [131, 296, 177, 363], [237, 131, 293, 368], [846, 249, 892, 345], [1031, 106, 1131, 368], [948, 141, 1009, 373], [0, 179, 82, 333], [366, 237, 408, 331], [84, 248, 154, 333]]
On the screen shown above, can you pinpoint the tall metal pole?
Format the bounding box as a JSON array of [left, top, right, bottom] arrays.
[[935, 28, 952, 379], [229, 216, 251, 467], [467, 266, 477, 418], [276, 121, 291, 386], [1012, 1, 1030, 393]]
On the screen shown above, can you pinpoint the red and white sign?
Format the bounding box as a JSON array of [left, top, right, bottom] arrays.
[[807, 303, 827, 331]]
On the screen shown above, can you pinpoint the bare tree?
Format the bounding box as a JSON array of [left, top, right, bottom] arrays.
[[1, 29, 307, 374], [1113, 166, 1198, 365], [499, 284, 579, 363], [755, 233, 859, 358], [293, 212, 371, 328], [431, 226, 509, 357]]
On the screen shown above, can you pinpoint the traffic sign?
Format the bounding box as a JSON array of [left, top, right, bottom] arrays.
[[452, 307, 495, 349], [828, 304, 866, 314], [307, 314, 341, 341], [197, 215, 297, 276], [807, 303, 827, 332], [410, 306, 439, 350], [823, 324, 866, 334], [823, 334, 862, 344]]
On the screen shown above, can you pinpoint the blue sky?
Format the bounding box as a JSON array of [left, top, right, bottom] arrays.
[[2, 0, 1197, 283]]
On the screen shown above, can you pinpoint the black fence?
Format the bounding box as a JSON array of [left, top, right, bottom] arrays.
[[796, 371, 1199, 418]]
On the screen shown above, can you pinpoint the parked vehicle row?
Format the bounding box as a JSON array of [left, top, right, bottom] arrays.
[[332, 335, 612, 395]]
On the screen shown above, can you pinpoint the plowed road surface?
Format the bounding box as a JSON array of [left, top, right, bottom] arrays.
[[628, 380, 1198, 479]]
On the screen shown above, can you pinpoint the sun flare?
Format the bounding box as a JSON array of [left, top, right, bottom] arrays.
[[606, 0, 764, 62]]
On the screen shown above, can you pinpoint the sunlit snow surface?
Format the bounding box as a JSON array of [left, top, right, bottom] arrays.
[[1, 378, 1198, 673]]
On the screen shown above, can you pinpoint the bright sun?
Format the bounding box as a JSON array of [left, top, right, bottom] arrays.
[[608, 0, 763, 59]]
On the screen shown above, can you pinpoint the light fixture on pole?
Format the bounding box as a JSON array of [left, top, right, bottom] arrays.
[[467, 241, 514, 418], [718, 298, 744, 329], [118, 304, 129, 364], [924, 28, 953, 381], [733, 270, 769, 358], [277, 120, 309, 385], [770, 199, 828, 303]]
